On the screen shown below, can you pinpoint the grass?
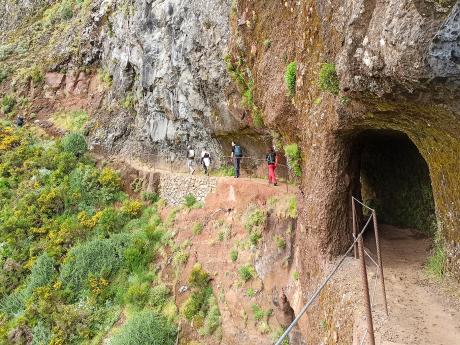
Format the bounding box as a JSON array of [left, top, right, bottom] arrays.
[[244, 205, 266, 232], [238, 264, 255, 282], [192, 222, 203, 235], [110, 311, 177, 345], [246, 288, 255, 297], [426, 237, 446, 278], [122, 92, 136, 110], [230, 249, 238, 262], [212, 165, 235, 176], [184, 194, 197, 208], [274, 235, 286, 250], [0, 67, 8, 83], [292, 271, 300, 281], [1, 95, 16, 114], [284, 143, 302, 177], [263, 39, 272, 49], [319, 63, 340, 95], [252, 304, 266, 321], [52, 109, 88, 132], [284, 62, 297, 97], [288, 197, 297, 218], [181, 264, 220, 335], [252, 108, 264, 128]]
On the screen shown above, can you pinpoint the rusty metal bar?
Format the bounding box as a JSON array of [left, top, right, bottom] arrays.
[[372, 210, 389, 317], [358, 233, 376, 345], [352, 199, 358, 259]]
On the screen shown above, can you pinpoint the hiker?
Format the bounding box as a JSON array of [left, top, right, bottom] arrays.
[[15, 116, 24, 127], [201, 148, 211, 176], [266, 146, 278, 186], [186, 145, 195, 174], [231, 141, 243, 178]]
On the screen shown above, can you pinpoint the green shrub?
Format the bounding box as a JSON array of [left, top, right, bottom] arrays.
[[61, 132, 87, 156], [244, 206, 266, 232], [24, 253, 55, 296], [284, 62, 297, 97], [0, 44, 14, 61], [246, 288, 255, 297], [288, 197, 297, 218], [272, 328, 289, 345], [60, 234, 132, 300], [426, 240, 446, 278], [184, 193, 197, 208], [31, 322, 52, 345], [263, 39, 271, 49], [192, 222, 203, 235], [238, 264, 255, 282], [292, 271, 300, 281], [319, 63, 340, 95], [1, 95, 16, 114], [0, 290, 26, 316], [98, 68, 113, 87], [110, 311, 177, 345], [142, 191, 159, 203], [181, 286, 212, 321], [0, 67, 8, 83], [249, 230, 262, 245], [60, 1, 73, 20], [230, 249, 238, 262], [252, 108, 264, 128], [150, 283, 170, 308], [274, 236, 286, 250], [252, 304, 266, 321], [189, 263, 210, 289], [125, 281, 150, 309], [199, 295, 221, 336], [284, 143, 302, 177], [122, 92, 136, 110]]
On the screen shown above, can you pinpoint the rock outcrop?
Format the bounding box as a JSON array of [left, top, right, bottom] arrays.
[[88, 0, 269, 165]]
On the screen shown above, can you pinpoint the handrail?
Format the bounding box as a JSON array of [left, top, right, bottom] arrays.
[[274, 213, 374, 345], [275, 198, 389, 345]]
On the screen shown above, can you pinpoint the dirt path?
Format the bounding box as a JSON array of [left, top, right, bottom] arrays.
[[366, 225, 460, 345]]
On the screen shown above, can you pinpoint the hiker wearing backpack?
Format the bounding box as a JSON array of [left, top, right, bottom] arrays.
[[186, 145, 195, 174], [266, 146, 278, 186], [201, 148, 212, 176], [231, 141, 243, 178]]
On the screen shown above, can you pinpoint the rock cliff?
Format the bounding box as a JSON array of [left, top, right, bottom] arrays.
[[1, 0, 460, 342]]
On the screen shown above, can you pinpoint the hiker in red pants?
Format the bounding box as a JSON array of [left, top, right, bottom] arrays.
[[266, 146, 278, 186]]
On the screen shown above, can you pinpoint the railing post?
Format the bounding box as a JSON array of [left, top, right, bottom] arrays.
[[358, 233, 376, 345], [352, 198, 358, 259], [372, 210, 389, 317]]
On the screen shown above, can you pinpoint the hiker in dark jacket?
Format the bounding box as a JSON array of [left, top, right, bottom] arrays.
[[231, 141, 243, 178], [266, 146, 278, 186]]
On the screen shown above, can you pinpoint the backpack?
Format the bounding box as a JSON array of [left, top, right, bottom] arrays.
[[234, 145, 243, 157], [188, 149, 195, 159], [266, 151, 276, 164]]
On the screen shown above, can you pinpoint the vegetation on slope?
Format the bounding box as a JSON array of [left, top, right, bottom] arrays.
[[0, 123, 182, 344]]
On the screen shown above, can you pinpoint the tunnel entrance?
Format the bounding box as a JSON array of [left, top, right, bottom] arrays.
[[351, 129, 437, 235]]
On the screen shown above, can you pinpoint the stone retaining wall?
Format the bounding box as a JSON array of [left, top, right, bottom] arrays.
[[158, 173, 218, 205]]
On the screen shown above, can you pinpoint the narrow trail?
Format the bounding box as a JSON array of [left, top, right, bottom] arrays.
[[366, 225, 460, 345]]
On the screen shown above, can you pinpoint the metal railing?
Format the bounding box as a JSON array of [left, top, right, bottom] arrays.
[[274, 197, 389, 345], [132, 152, 295, 191]]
